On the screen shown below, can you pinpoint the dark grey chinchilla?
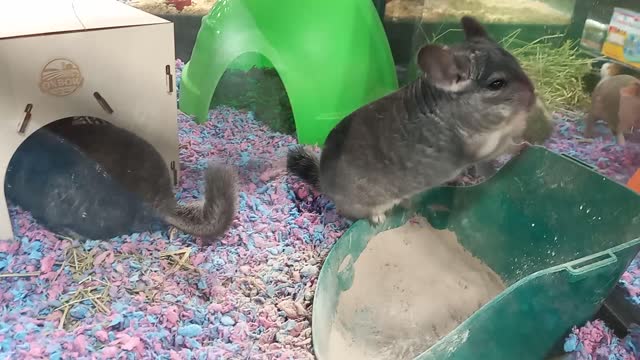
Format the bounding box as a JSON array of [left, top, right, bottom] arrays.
[[287, 16, 536, 224], [6, 120, 237, 242]]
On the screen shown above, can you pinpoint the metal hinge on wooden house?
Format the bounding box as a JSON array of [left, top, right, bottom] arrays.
[[170, 161, 178, 186], [93, 92, 113, 114], [17, 104, 33, 134], [166, 65, 174, 94]]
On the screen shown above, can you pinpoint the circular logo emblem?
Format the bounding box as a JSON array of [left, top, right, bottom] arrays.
[[39, 58, 84, 96]]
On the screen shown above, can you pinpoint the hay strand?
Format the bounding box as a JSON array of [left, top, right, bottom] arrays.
[[0, 271, 40, 278], [52, 247, 113, 330], [56, 285, 111, 330], [65, 247, 95, 278], [160, 247, 199, 274], [498, 30, 600, 111]]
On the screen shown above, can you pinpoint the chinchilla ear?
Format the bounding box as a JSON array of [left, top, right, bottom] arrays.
[[619, 82, 640, 97], [417, 44, 470, 92], [461, 16, 493, 42]]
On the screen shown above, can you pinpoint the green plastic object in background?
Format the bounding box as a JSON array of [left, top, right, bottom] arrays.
[[178, 0, 399, 145], [312, 146, 640, 360]]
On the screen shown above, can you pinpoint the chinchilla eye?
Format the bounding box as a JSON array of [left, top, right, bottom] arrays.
[[487, 79, 506, 91]]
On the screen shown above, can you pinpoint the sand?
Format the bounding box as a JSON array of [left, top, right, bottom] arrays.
[[385, 0, 572, 25], [327, 216, 506, 360]]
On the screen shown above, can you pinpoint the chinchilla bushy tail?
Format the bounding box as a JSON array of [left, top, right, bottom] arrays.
[[286, 145, 321, 189], [163, 162, 238, 238]]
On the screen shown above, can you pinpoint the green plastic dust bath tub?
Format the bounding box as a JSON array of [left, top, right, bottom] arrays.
[[312, 146, 640, 360]]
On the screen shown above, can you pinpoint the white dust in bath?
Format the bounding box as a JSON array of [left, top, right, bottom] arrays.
[[327, 216, 505, 360]]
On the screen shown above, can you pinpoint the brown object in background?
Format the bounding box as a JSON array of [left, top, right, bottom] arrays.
[[166, 0, 192, 11], [600, 62, 625, 79], [585, 74, 640, 145], [384, 0, 571, 24], [131, 0, 215, 16]]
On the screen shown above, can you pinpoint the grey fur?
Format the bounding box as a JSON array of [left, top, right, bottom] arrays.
[[287, 16, 535, 224], [163, 162, 238, 238], [287, 145, 320, 188], [46, 120, 238, 240]]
